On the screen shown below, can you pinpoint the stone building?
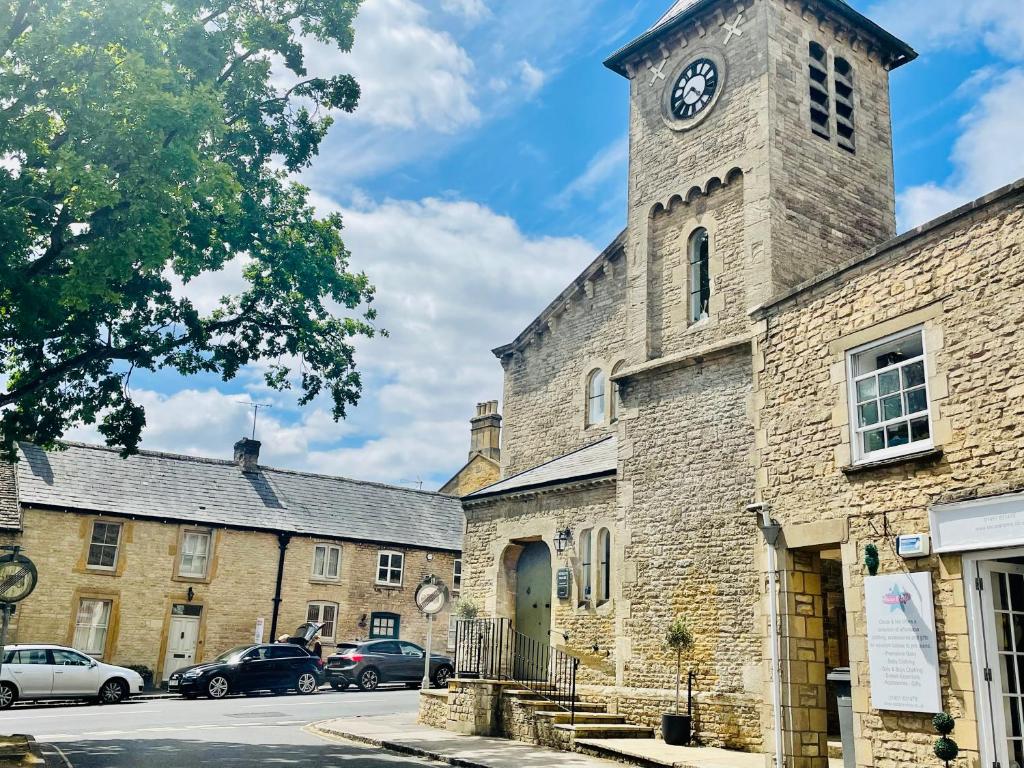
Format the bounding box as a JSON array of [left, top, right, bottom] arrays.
[[0, 438, 463, 685], [442, 0, 1024, 767], [440, 401, 502, 497]]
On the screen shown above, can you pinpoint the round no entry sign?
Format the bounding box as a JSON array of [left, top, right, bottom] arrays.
[[415, 579, 449, 616]]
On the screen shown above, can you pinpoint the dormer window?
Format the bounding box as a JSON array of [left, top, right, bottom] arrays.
[[586, 369, 607, 427], [688, 228, 710, 323]]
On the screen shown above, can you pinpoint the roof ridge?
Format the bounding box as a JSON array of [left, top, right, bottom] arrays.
[[35, 441, 456, 501]]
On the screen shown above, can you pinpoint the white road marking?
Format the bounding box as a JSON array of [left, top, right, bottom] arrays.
[[45, 743, 75, 768], [2, 707, 158, 721], [241, 696, 387, 708]]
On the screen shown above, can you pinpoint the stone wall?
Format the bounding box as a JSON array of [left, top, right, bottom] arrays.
[[440, 454, 500, 498], [9, 507, 458, 680], [418, 688, 449, 729], [753, 186, 1024, 767]]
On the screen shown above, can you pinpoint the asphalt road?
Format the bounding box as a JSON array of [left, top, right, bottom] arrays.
[[0, 686, 436, 767]]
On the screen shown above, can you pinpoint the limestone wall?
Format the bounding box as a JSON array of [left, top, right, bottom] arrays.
[[754, 187, 1024, 767]]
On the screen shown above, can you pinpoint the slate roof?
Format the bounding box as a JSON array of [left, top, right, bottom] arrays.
[[465, 436, 617, 501], [14, 442, 463, 552]]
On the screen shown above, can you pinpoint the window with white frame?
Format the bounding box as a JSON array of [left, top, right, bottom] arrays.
[[73, 598, 112, 657], [306, 601, 338, 641], [579, 529, 593, 604], [610, 361, 626, 422], [848, 328, 932, 463], [179, 529, 212, 578], [586, 369, 606, 427], [86, 521, 122, 570], [312, 544, 341, 580], [597, 528, 611, 604], [452, 559, 462, 594], [377, 551, 404, 586]]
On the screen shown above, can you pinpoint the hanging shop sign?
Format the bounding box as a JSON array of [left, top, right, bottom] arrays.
[[864, 571, 941, 714]]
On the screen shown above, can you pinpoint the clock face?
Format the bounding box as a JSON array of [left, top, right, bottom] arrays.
[[671, 58, 719, 120]]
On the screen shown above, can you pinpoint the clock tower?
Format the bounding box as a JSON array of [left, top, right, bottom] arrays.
[[605, 0, 915, 360]]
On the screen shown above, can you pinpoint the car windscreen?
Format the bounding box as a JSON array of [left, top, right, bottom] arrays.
[[333, 643, 358, 654], [213, 645, 252, 663]]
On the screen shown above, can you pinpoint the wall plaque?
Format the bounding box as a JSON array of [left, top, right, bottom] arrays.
[[864, 571, 941, 714], [930, 491, 1024, 553]]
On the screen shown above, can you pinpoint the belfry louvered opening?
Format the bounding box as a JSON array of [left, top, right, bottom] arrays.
[[809, 42, 830, 140], [834, 57, 856, 153]]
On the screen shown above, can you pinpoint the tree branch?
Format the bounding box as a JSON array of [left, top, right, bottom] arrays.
[[1, 0, 35, 58]]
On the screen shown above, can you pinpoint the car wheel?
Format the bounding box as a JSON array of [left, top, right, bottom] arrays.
[[296, 672, 318, 695], [207, 675, 230, 699], [433, 666, 453, 688], [0, 682, 16, 710], [330, 681, 349, 691], [357, 668, 380, 692], [99, 678, 128, 704]]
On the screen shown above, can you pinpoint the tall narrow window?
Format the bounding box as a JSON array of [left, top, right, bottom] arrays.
[[809, 42, 830, 139], [579, 529, 592, 604], [306, 601, 338, 641], [834, 57, 856, 153], [179, 530, 211, 578], [74, 598, 112, 657], [452, 559, 462, 594], [586, 369, 606, 427], [597, 528, 611, 604], [688, 228, 711, 323]]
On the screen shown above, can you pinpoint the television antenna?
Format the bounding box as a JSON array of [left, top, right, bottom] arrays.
[[237, 400, 274, 440]]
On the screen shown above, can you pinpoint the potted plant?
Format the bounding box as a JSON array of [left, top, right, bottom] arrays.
[[662, 616, 694, 746]]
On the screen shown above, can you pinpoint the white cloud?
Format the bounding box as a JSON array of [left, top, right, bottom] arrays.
[[897, 69, 1024, 230], [517, 60, 547, 94], [550, 135, 629, 210], [72, 194, 598, 487], [867, 0, 1024, 61], [441, 0, 489, 22]]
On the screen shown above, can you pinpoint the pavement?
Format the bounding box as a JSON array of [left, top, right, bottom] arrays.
[[0, 685, 443, 768], [313, 712, 619, 768]]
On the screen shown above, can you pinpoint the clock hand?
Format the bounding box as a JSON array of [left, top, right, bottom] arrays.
[[685, 85, 701, 100]]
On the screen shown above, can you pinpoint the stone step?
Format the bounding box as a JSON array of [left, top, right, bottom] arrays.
[[535, 711, 626, 725], [525, 700, 607, 713], [553, 723, 656, 740], [828, 740, 842, 759]]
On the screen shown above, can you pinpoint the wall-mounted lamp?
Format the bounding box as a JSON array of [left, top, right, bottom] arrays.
[[554, 528, 573, 554], [186, 586, 195, 602], [358, 613, 368, 629]]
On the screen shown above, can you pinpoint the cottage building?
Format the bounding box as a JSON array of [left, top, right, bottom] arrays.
[[443, 0, 1024, 766], [0, 438, 463, 685]]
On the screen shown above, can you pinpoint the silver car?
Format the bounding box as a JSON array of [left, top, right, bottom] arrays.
[[0, 644, 144, 708], [324, 639, 453, 691]]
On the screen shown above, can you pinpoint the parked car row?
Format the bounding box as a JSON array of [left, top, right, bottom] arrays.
[[0, 623, 456, 708]]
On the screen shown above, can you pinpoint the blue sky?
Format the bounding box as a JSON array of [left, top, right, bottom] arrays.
[[70, 0, 1024, 489]]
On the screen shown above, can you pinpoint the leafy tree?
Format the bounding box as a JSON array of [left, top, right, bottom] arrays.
[[0, 0, 379, 459]]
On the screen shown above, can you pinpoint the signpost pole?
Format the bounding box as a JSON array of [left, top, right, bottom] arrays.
[[422, 613, 433, 689], [0, 604, 10, 679]]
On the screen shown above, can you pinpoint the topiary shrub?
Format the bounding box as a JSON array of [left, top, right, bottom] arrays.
[[932, 712, 959, 766]]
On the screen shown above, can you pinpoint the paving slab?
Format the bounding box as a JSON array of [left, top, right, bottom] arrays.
[[312, 713, 620, 768], [577, 738, 842, 768]]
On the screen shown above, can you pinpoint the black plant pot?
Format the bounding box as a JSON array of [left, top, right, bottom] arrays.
[[662, 713, 692, 746]]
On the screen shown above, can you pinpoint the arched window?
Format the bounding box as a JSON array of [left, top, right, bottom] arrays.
[[834, 57, 855, 153], [596, 528, 611, 604], [808, 42, 830, 140], [610, 361, 626, 422], [586, 369, 606, 426], [579, 529, 593, 604], [688, 228, 711, 323]]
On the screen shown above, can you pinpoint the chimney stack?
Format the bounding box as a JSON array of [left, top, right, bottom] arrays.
[[469, 401, 501, 462], [233, 437, 261, 473]]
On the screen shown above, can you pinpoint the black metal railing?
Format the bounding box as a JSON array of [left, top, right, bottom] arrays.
[[453, 617, 580, 723]]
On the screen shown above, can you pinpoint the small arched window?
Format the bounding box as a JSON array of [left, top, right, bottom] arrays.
[[610, 361, 626, 422], [579, 529, 593, 604], [586, 369, 606, 427], [689, 228, 711, 323], [834, 57, 855, 153], [596, 528, 611, 604]]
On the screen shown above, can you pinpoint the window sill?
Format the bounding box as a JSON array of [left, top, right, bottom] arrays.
[[172, 574, 212, 585], [842, 448, 944, 476], [310, 577, 341, 585], [84, 567, 119, 576], [375, 583, 403, 590]]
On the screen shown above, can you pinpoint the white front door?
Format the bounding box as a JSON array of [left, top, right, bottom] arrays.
[[164, 614, 201, 680], [979, 560, 1024, 768]]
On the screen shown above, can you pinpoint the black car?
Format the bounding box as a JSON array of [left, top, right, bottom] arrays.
[[324, 639, 454, 692], [168, 643, 324, 699]]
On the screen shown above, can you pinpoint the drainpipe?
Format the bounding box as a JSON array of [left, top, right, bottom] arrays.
[[751, 503, 785, 768], [269, 532, 292, 641]]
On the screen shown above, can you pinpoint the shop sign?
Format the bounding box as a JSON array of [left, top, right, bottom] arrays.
[[930, 491, 1024, 553], [864, 571, 942, 714]]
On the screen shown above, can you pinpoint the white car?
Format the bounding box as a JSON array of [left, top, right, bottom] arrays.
[[0, 644, 144, 708]]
